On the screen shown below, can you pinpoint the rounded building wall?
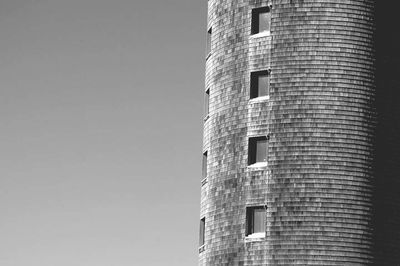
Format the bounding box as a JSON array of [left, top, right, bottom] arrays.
[[200, 0, 376, 265]]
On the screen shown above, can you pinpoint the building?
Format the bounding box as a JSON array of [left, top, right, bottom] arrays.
[[199, 0, 400, 265]]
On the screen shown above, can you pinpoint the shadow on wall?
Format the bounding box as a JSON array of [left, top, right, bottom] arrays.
[[372, 2, 400, 264]]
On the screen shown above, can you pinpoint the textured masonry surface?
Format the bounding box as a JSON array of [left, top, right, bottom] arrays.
[[199, 0, 390, 265]]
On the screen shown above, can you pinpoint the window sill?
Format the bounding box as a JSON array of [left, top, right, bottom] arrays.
[[201, 177, 208, 186], [250, 31, 271, 39], [248, 162, 268, 169], [199, 244, 205, 253], [245, 232, 266, 242], [249, 95, 270, 103]]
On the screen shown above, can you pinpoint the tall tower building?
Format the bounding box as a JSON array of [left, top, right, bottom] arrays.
[[199, 0, 400, 265]]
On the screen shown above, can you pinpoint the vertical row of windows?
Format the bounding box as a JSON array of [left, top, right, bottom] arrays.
[[246, 6, 270, 237], [248, 6, 271, 168], [201, 18, 210, 249], [246, 4, 270, 239], [199, 152, 206, 250], [200, 5, 272, 248]]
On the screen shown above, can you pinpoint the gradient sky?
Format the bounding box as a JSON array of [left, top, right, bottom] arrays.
[[0, 1, 205, 265]]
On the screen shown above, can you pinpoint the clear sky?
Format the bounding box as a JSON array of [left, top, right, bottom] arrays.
[[0, 1, 205, 265]]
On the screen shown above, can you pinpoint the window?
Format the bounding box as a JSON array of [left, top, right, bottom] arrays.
[[199, 217, 205, 246], [202, 151, 208, 179], [206, 27, 212, 56], [251, 6, 271, 35], [248, 136, 268, 165], [246, 206, 266, 237], [250, 70, 270, 99], [204, 89, 210, 117]]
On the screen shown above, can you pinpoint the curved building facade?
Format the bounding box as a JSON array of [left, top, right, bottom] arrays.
[[199, 0, 381, 265]]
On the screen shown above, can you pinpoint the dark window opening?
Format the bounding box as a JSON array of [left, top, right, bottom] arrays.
[[250, 70, 270, 99], [206, 27, 212, 56], [202, 151, 208, 179], [248, 136, 268, 165], [205, 89, 210, 116], [246, 206, 266, 236], [199, 217, 205, 246], [251, 6, 271, 35]]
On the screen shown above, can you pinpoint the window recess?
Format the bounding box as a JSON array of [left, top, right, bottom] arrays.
[[246, 206, 267, 238], [251, 6, 271, 36], [248, 136, 268, 166], [250, 70, 270, 99]]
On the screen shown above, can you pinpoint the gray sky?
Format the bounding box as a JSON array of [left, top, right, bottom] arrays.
[[0, 0, 205, 265]]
